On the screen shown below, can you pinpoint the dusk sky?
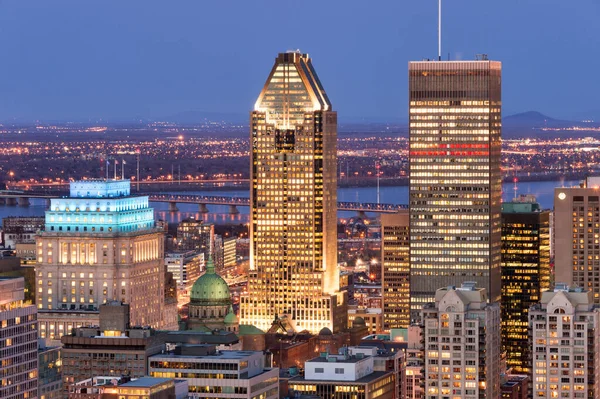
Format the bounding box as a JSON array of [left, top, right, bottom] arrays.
[[0, 0, 598, 122]]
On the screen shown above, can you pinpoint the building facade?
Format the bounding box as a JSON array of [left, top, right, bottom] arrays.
[[288, 350, 396, 399], [165, 250, 203, 306], [501, 196, 551, 373], [554, 178, 600, 303], [35, 179, 166, 342], [381, 210, 411, 330], [60, 302, 165, 394], [176, 217, 213, 257], [0, 277, 38, 399], [2, 216, 44, 248], [149, 346, 279, 399], [422, 282, 501, 399], [529, 284, 599, 399], [409, 58, 502, 314], [240, 51, 346, 334]]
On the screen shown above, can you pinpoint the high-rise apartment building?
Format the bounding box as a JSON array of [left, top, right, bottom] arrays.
[[381, 210, 411, 330], [409, 58, 502, 314], [0, 277, 38, 399], [422, 282, 501, 399], [501, 196, 550, 373], [240, 51, 346, 334], [554, 177, 600, 302], [35, 179, 166, 342], [529, 284, 599, 399]]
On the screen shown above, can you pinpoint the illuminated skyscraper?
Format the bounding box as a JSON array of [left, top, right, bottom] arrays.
[[501, 196, 550, 374], [554, 177, 600, 302], [35, 179, 170, 343], [408, 57, 502, 314], [240, 51, 346, 334], [381, 210, 411, 330]]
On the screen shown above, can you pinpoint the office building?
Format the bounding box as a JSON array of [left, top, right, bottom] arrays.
[[348, 306, 384, 334], [60, 302, 165, 393], [224, 236, 237, 268], [176, 217, 213, 257], [422, 282, 501, 399], [530, 284, 599, 399], [501, 196, 550, 373], [554, 178, 600, 302], [381, 210, 410, 330], [240, 51, 346, 334], [164, 250, 203, 306], [288, 350, 396, 399], [38, 343, 62, 399], [68, 376, 188, 399], [149, 345, 279, 399], [35, 179, 166, 342], [2, 216, 44, 248], [409, 58, 502, 314], [0, 277, 38, 399]]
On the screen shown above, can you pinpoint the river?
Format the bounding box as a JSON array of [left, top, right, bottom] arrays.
[[0, 179, 580, 225]]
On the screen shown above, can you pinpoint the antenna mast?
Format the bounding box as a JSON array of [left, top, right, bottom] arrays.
[[438, 0, 442, 61]]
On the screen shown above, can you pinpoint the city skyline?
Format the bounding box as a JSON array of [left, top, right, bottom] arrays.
[[0, 1, 599, 122]]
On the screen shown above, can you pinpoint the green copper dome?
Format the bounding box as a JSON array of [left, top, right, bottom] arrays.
[[224, 305, 239, 325], [190, 256, 231, 306]]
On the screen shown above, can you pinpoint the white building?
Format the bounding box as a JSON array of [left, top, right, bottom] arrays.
[[149, 346, 278, 399], [530, 283, 600, 399], [289, 349, 396, 399], [422, 282, 501, 399], [0, 277, 38, 399]]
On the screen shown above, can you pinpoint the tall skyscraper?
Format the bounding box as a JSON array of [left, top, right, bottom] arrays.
[[408, 57, 502, 314], [240, 51, 346, 334], [422, 282, 501, 399], [530, 284, 599, 399], [501, 195, 551, 373], [0, 277, 38, 399], [35, 179, 168, 342], [381, 210, 411, 330], [554, 177, 600, 302]]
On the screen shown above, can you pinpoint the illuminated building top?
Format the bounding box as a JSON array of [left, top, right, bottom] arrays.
[[254, 51, 331, 128], [44, 179, 154, 234], [70, 179, 131, 198]]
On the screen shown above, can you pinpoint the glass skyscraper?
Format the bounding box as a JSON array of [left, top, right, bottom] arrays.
[[240, 51, 346, 334], [408, 58, 502, 314], [501, 196, 550, 374]]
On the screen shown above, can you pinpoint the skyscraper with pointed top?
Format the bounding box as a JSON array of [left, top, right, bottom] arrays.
[[240, 51, 346, 334]]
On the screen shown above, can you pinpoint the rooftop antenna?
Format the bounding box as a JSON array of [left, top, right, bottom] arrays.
[[438, 0, 442, 61]]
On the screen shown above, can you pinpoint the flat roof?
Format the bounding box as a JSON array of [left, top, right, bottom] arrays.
[[307, 356, 364, 364], [150, 350, 259, 360], [291, 371, 392, 385], [119, 377, 172, 388]]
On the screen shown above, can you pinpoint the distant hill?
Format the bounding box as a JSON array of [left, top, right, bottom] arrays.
[[503, 111, 565, 127]]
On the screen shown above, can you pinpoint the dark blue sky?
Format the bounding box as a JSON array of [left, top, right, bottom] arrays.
[[0, 0, 598, 122]]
